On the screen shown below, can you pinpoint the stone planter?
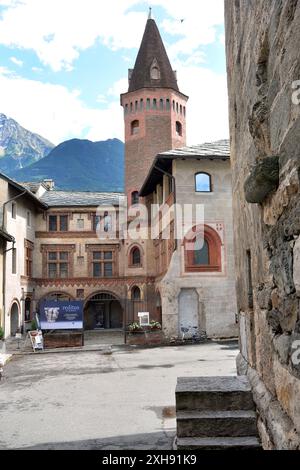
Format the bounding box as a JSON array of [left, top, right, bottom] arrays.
[[127, 329, 165, 346], [127, 331, 145, 345]]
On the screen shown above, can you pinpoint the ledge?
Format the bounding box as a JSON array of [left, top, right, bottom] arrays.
[[244, 156, 279, 204]]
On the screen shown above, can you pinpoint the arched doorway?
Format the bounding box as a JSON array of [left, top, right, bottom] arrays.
[[84, 293, 123, 330], [10, 302, 19, 336]]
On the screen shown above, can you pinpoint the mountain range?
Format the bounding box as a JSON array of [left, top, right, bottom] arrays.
[[0, 114, 125, 192], [0, 113, 54, 173]]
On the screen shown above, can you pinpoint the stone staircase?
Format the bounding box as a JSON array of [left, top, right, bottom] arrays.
[[175, 376, 261, 450]]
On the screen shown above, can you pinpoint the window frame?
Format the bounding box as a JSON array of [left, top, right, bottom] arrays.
[[185, 225, 222, 273], [48, 214, 69, 232], [195, 172, 212, 193]]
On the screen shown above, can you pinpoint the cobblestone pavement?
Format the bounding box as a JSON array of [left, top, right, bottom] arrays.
[[0, 340, 238, 450]]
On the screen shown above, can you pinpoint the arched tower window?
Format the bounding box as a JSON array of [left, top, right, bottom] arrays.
[[130, 247, 141, 266], [131, 191, 139, 205], [160, 99, 164, 110], [146, 98, 151, 110], [153, 98, 157, 109], [166, 99, 170, 110], [132, 286, 141, 300], [131, 120, 140, 135], [150, 58, 161, 80], [176, 121, 182, 137], [195, 173, 212, 192]]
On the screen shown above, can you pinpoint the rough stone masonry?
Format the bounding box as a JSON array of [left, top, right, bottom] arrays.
[[225, 0, 300, 449]]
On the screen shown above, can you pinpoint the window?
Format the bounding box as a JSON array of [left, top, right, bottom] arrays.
[[103, 212, 112, 232], [77, 218, 84, 229], [131, 120, 140, 135], [172, 100, 175, 111], [26, 210, 31, 227], [150, 66, 160, 80], [183, 106, 186, 117], [93, 214, 101, 231], [135, 100, 138, 112], [25, 244, 33, 277], [166, 99, 170, 110], [153, 98, 157, 109], [195, 173, 212, 192], [140, 99, 144, 111], [194, 238, 209, 265], [125, 104, 128, 115], [146, 98, 151, 110], [176, 121, 182, 137], [25, 298, 31, 322], [132, 286, 141, 300], [48, 251, 69, 278], [130, 102, 133, 113], [180, 104, 182, 114], [131, 191, 139, 206], [246, 250, 254, 309], [49, 215, 68, 232], [92, 251, 113, 278], [130, 247, 141, 266], [185, 226, 222, 272], [160, 99, 164, 110], [12, 248, 17, 274], [11, 202, 17, 219]]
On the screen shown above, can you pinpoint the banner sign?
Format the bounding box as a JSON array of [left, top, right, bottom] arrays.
[[39, 301, 84, 330]]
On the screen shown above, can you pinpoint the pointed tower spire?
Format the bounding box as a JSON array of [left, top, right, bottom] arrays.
[[148, 7, 152, 20], [128, 16, 179, 93]]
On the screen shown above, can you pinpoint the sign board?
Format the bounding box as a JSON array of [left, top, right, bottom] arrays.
[[138, 312, 150, 326], [39, 301, 84, 330]]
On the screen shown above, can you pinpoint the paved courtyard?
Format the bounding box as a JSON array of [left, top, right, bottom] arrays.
[[0, 341, 238, 450]]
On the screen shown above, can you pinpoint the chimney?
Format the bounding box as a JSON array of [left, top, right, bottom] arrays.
[[43, 179, 55, 190]]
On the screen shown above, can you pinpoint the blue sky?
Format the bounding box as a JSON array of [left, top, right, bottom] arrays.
[[0, 0, 228, 145]]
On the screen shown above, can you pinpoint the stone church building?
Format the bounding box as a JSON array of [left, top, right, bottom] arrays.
[[0, 15, 237, 341]]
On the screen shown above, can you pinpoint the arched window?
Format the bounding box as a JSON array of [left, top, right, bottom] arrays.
[[180, 104, 182, 114], [125, 104, 128, 115], [130, 102, 133, 113], [195, 173, 212, 192], [131, 247, 141, 266], [160, 99, 164, 110], [153, 98, 157, 109], [172, 100, 175, 111], [151, 66, 160, 80], [166, 99, 170, 110], [146, 98, 151, 110], [131, 120, 140, 135], [131, 191, 139, 205], [176, 102, 179, 113], [176, 121, 182, 137], [185, 225, 222, 272], [135, 100, 138, 111], [132, 286, 141, 300], [140, 99, 144, 110]]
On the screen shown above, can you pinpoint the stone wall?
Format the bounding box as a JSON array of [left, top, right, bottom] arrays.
[[225, 0, 300, 449]]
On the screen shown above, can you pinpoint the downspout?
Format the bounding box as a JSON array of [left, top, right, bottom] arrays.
[[1, 191, 26, 337], [153, 165, 178, 251]]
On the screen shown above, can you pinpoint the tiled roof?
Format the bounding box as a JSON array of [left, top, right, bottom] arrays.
[[128, 19, 179, 93], [157, 140, 230, 159], [40, 191, 125, 207], [0, 172, 48, 209], [20, 182, 47, 194], [139, 140, 230, 197]]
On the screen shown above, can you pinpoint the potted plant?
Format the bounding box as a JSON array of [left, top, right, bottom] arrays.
[[128, 322, 143, 333], [149, 321, 162, 331]]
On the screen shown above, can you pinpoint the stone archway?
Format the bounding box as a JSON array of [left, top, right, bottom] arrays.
[[84, 292, 123, 330], [10, 302, 19, 336]]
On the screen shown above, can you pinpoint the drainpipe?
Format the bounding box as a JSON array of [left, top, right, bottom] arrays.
[[153, 165, 178, 251], [1, 190, 26, 337]]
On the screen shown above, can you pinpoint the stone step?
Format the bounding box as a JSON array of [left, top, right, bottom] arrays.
[[176, 436, 261, 450], [177, 410, 258, 438], [176, 376, 255, 411]]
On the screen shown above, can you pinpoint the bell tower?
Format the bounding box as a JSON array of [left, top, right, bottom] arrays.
[[120, 12, 188, 201]]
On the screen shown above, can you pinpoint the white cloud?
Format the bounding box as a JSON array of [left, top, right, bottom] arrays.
[[177, 65, 229, 144], [0, 0, 224, 71], [0, 68, 124, 144], [10, 56, 23, 66]]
